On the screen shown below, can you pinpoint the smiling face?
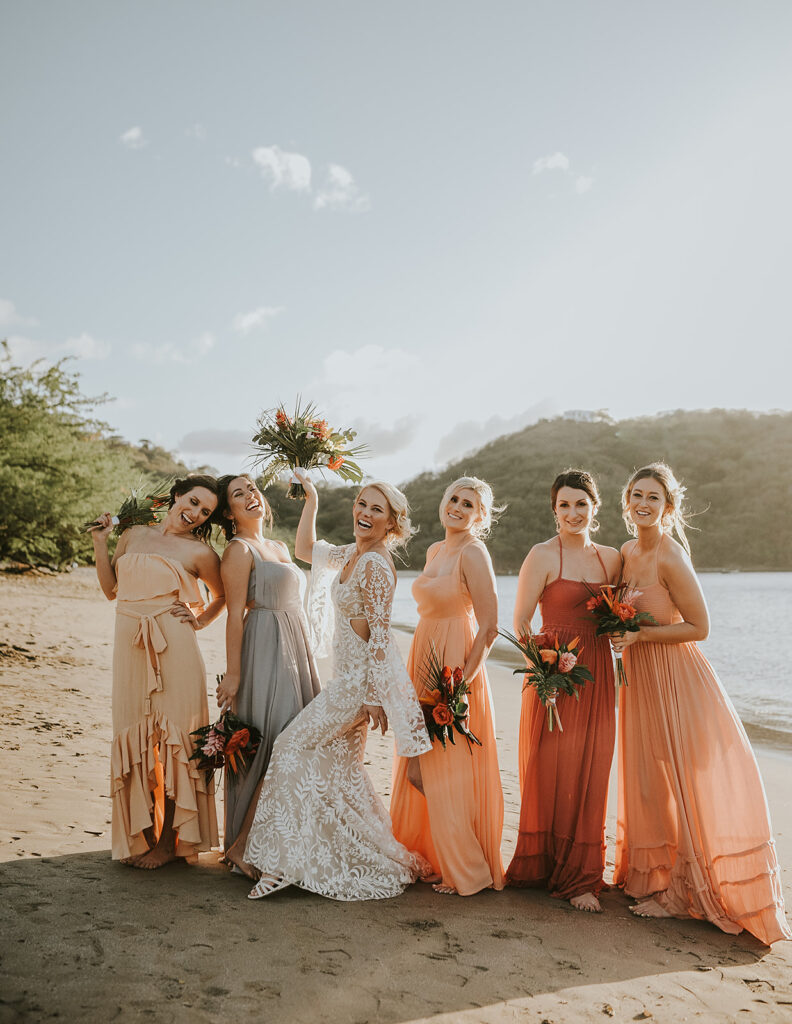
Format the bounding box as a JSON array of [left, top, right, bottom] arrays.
[[627, 477, 669, 529], [353, 486, 395, 545], [168, 486, 218, 534], [442, 487, 481, 536], [554, 486, 596, 536], [226, 476, 266, 526]]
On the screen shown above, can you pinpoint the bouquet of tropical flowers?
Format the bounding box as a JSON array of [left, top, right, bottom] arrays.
[[83, 477, 173, 534], [418, 642, 481, 751], [251, 397, 368, 499], [584, 583, 657, 687], [189, 699, 262, 779], [499, 629, 593, 732]]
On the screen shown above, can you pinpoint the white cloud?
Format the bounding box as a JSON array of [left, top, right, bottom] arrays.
[[533, 151, 570, 175], [575, 175, 594, 194], [0, 298, 37, 329], [62, 332, 112, 360], [252, 145, 311, 192], [132, 332, 215, 364], [314, 164, 371, 212], [434, 400, 558, 465], [348, 416, 417, 457], [179, 429, 250, 455], [186, 122, 207, 142], [232, 306, 284, 335], [119, 126, 148, 150]]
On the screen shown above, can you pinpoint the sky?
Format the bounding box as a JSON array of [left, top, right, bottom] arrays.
[[2, 1, 791, 486]]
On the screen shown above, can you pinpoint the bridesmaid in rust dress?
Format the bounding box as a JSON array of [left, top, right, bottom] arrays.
[[612, 463, 790, 945], [507, 470, 620, 912]]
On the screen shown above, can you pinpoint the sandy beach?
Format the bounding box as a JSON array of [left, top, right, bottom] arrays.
[[1, 567, 791, 1024]]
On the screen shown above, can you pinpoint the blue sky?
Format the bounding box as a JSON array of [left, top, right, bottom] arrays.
[[2, 1, 791, 484]]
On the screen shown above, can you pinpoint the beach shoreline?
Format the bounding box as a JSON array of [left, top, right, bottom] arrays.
[[1, 568, 791, 1023]]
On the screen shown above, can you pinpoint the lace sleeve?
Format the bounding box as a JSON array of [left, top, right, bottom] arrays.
[[360, 555, 396, 706], [306, 540, 353, 658], [359, 554, 432, 758]]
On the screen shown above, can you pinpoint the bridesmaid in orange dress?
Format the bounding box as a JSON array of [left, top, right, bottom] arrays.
[[506, 470, 621, 912], [612, 463, 791, 944], [390, 476, 505, 895]]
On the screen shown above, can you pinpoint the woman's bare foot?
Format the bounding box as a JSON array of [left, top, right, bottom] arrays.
[[130, 843, 178, 870], [419, 872, 442, 884], [570, 892, 602, 913], [432, 883, 458, 895], [225, 841, 260, 881], [630, 897, 672, 919]]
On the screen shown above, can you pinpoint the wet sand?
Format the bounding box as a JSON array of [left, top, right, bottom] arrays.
[[1, 568, 790, 1023]]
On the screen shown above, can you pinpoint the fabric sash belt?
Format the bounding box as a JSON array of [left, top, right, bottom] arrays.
[[118, 606, 170, 713]]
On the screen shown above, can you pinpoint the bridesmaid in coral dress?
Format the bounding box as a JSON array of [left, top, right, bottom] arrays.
[[612, 463, 791, 945], [390, 477, 505, 895], [506, 470, 621, 912], [90, 476, 225, 869]]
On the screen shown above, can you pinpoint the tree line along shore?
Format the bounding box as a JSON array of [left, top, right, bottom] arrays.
[[2, 341, 790, 573]]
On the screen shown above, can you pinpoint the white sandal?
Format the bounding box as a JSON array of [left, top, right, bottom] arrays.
[[248, 875, 290, 899]]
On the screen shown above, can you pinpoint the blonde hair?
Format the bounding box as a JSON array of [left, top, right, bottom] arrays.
[[356, 481, 416, 552], [622, 463, 695, 554], [438, 476, 505, 539]]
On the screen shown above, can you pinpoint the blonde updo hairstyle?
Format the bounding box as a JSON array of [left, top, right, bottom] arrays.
[[438, 476, 505, 539], [622, 462, 694, 554], [356, 480, 416, 553]]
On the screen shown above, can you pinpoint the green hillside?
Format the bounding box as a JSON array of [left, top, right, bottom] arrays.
[[267, 410, 792, 573]]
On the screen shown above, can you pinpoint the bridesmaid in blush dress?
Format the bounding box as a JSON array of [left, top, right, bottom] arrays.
[[506, 470, 621, 912], [612, 463, 790, 945], [213, 475, 321, 878], [390, 477, 505, 896]]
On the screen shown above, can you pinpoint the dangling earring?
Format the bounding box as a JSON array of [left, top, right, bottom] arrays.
[[553, 514, 560, 532], [231, 518, 237, 535], [591, 516, 600, 533]]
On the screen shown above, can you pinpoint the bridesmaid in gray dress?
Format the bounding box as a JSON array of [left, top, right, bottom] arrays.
[[214, 474, 321, 877]]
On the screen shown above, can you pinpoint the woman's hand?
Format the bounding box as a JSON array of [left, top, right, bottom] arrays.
[[216, 673, 240, 710], [292, 467, 318, 502], [609, 629, 642, 653], [88, 513, 115, 543], [170, 601, 202, 629], [363, 704, 388, 736]]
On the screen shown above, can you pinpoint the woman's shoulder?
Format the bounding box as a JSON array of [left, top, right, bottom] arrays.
[[357, 548, 396, 580], [658, 534, 694, 573], [460, 537, 492, 567], [522, 537, 557, 567], [594, 542, 622, 571]]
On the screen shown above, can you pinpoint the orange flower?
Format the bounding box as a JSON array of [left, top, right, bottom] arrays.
[[441, 665, 453, 681], [586, 594, 604, 611], [539, 649, 558, 665], [309, 418, 330, 440], [452, 667, 464, 685], [616, 602, 636, 622], [432, 704, 454, 726], [327, 455, 345, 471], [225, 728, 250, 756], [275, 410, 290, 428], [420, 688, 442, 707]]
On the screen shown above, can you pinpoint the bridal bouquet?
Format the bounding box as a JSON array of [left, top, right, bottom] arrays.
[[82, 477, 172, 534], [189, 699, 262, 778], [585, 583, 657, 686], [499, 629, 593, 732], [251, 398, 368, 499], [418, 642, 481, 751]]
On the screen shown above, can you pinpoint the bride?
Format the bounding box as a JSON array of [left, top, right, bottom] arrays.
[[244, 470, 432, 900]]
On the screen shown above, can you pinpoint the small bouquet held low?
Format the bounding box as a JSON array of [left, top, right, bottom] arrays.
[[251, 397, 368, 499], [499, 629, 593, 732], [418, 642, 482, 751], [83, 477, 173, 534], [189, 695, 262, 779], [584, 583, 657, 687]]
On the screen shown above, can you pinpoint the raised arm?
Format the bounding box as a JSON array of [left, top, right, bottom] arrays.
[[89, 514, 128, 600], [460, 542, 498, 683], [216, 541, 251, 709], [293, 469, 319, 564]]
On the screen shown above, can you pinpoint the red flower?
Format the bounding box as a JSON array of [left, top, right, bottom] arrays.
[[432, 704, 454, 726], [616, 602, 637, 622], [539, 649, 558, 665], [327, 455, 345, 471], [452, 667, 464, 685], [586, 594, 604, 611], [275, 410, 290, 428], [441, 666, 453, 681], [225, 728, 250, 756]]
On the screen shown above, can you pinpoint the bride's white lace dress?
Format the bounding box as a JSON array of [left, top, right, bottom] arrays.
[[244, 541, 432, 900]]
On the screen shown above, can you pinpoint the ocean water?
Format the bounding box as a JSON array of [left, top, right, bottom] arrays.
[[392, 571, 792, 750]]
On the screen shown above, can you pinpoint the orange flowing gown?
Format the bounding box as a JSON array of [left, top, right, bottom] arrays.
[[110, 553, 218, 861], [615, 540, 791, 945], [390, 540, 504, 895], [507, 540, 615, 899]]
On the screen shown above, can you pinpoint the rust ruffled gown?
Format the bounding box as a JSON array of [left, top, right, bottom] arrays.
[[615, 540, 791, 945], [507, 539, 615, 898], [390, 539, 504, 895], [110, 553, 218, 861]]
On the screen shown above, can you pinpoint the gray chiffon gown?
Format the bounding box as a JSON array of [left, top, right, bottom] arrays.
[[223, 538, 321, 852]]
